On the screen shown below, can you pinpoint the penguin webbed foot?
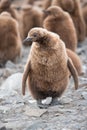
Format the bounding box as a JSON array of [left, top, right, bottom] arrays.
[[37, 99, 49, 109], [51, 98, 62, 106]]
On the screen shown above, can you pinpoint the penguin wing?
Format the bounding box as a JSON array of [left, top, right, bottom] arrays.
[[22, 60, 31, 95], [67, 58, 78, 90]]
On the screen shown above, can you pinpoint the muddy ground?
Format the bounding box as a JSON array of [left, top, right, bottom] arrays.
[[0, 0, 87, 130]]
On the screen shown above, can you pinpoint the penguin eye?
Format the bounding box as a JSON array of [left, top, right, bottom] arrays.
[[33, 33, 37, 37]]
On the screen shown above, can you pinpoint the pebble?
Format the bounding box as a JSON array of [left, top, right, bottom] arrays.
[[24, 105, 47, 117], [81, 92, 87, 100]]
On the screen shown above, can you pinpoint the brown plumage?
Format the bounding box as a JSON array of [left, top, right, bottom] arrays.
[[52, 0, 86, 42], [43, 6, 77, 52], [22, 27, 78, 108], [0, 0, 18, 20], [21, 5, 43, 42], [26, 0, 35, 5], [66, 49, 82, 76], [26, 0, 44, 8], [0, 12, 21, 66], [82, 4, 87, 36], [80, 0, 87, 7], [43, 0, 52, 9]]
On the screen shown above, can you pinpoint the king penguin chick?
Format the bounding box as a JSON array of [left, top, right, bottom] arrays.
[[66, 49, 82, 76], [26, 0, 35, 5], [43, 0, 53, 10], [43, 6, 77, 52], [21, 5, 43, 42], [51, 0, 86, 42], [0, 0, 18, 20], [82, 3, 87, 36], [22, 27, 78, 109], [0, 12, 21, 67]]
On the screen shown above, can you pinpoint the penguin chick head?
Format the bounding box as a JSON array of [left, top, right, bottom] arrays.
[[23, 27, 59, 46], [60, 0, 74, 13], [43, 6, 64, 18], [0, 0, 13, 9]]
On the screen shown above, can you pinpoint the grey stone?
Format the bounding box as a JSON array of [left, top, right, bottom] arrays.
[[81, 92, 87, 100], [24, 105, 47, 117], [26, 121, 47, 130], [5, 61, 17, 69], [0, 73, 23, 98]]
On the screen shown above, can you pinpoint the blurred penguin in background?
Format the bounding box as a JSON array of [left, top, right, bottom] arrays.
[[82, 3, 87, 36], [21, 5, 43, 44], [43, 6, 77, 52], [51, 0, 86, 42], [0, 12, 22, 67], [0, 0, 18, 20]]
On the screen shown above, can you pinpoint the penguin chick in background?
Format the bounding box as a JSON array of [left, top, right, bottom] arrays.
[[52, 0, 86, 42], [0, 12, 21, 67], [43, 6, 77, 52], [22, 27, 78, 109], [82, 3, 87, 36], [21, 5, 43, 43], [66, 49, 82, 76], [0, 0, 18, 20], [43, 0, 52, 9]]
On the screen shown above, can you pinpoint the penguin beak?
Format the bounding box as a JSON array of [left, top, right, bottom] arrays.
[[23, 37, 33, 44], [23, 37, 32, 43], [43, 10, 50, 15]]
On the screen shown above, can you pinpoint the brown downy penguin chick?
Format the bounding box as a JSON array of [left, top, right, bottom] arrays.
[[22, 5, 43, 44], [22, 27, 78, 108], [82, 4, 87, 36], [43, 6, 77, 52], [26, 0, 43, 8], [0, 12, 21, 67], [0, 0, 18, 20], [52, 0, 86, 42], [80, 0, 87, 7], [66, 49, 82, 76], [26, 0, 35, 5], [43, 0, 52, 10], [51, 0, 75, 12]]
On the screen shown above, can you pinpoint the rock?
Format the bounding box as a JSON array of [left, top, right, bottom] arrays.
[[0, 73, 23, 98], [26, 121, 47, 130], [0, 127, 12, 130], [5, 61, 17, 69], [81, 92, 87, 100], [0, 106, 11, 113], [3, 68, 15, 78], [0, 127, 6, 130], [0, 69, 3, 77], [60, 97, 73, 104], [24, 106, 47, 117], [62, 129, 71, 130]]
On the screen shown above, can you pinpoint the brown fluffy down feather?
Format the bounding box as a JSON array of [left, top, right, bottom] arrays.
[[0, 0, 18, 20], [22, 27, 78, 100], [0, 12, 21, 65], [43, 6, 77, 52], [82, 4, 87, 36], [43, 0, 53, 9], [21, 5, 43, 41], [26, 0, 35, 5], [66, 48, 82, 75], [51, 0, 86, 42]]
